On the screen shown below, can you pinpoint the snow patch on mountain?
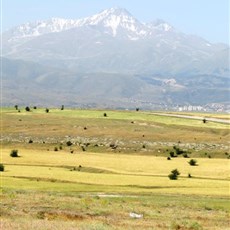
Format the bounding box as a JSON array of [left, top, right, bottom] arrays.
[[8, 18, 83, 41], [146, 19, 174, 32]]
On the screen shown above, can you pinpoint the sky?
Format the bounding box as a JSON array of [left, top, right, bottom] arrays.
[[1, 0, 229, 44]]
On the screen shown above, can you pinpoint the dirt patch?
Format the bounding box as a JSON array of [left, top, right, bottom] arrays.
[[37, 211, 88, 221]]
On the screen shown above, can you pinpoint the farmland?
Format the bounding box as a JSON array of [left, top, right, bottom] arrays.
[[1, 108, 230, 229]]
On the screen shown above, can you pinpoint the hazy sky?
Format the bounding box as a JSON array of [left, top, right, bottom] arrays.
[[1, 0, 229, 44]]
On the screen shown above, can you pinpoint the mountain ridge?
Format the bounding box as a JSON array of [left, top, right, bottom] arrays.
[[4, 7, 183, 42]]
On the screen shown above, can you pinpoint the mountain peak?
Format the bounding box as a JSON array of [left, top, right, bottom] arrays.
[[85, 7, 136, 26], [84, 7, 145, 38], [102, 7, 132, 16]]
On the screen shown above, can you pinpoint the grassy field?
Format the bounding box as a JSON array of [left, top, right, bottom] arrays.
[[1, 108, 230, 229]]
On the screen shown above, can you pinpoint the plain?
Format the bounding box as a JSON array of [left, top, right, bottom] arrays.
[[1, 108, 230, 229]]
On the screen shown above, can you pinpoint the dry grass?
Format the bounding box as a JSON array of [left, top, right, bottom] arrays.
[[1, 189, 229, 230], [1, 108, 230, 229]]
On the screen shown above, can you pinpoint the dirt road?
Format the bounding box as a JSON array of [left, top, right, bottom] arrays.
[[150, 113, 230, 124]]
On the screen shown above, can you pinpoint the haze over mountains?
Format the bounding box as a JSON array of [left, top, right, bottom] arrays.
[[2, 8, 229, 109]]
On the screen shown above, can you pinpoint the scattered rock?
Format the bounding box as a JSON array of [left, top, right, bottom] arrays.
[[129, 212, 143, 219]]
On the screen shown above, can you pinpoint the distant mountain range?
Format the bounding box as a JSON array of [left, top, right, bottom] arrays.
[[1, 8, 229, 109]]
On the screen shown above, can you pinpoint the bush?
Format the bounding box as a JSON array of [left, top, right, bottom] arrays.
[[168, 169, 180, 180], [81, 146, 86, 151], [103, 113, 107, 117], [173, 146, 184, 155], [66, 141, 73, 146], [0, 164, 4, 171], [188, 159, 197, 166], [10, 149, 19, 157], [25, 106, 30, 112], [54, 147, 58, 151]]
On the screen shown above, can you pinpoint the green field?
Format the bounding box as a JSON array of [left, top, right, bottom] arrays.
[[1, 108, 230, 229]]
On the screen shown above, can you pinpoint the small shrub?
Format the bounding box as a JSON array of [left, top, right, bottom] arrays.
[[66, 141, 73, 146], [45, 108, 49, 113], [61, 105, 64, 110], [10, 149, 19, 157], [173, 146, 184, 155], [25, 106, 30, 112], [103, 113, 107, 117], [28, 139, 33, 144], [33, 106, 37, 109], [168, 173, 177, 180], [168, 169, 180, 180], [189, 159, 197, 166], [170, 151, 175, 157], [54, 147, 58, 151], [0, 164, 4, 171], [167, 157, 171, 160], [188, 173, 192, 178], [110, 143, 117, 149], [81, 146, 86, 151]]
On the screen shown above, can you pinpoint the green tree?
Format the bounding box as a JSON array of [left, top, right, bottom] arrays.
[[25, 106, 30, 112], [10, 149, 19, 157], [189, 159, 197, 166], [0, 164, 4, 171], [168, 169, 180, 180]]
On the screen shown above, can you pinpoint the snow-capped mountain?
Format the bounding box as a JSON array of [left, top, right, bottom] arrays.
[[5, 7, 174, 41], [1, 7, 229, 108]]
